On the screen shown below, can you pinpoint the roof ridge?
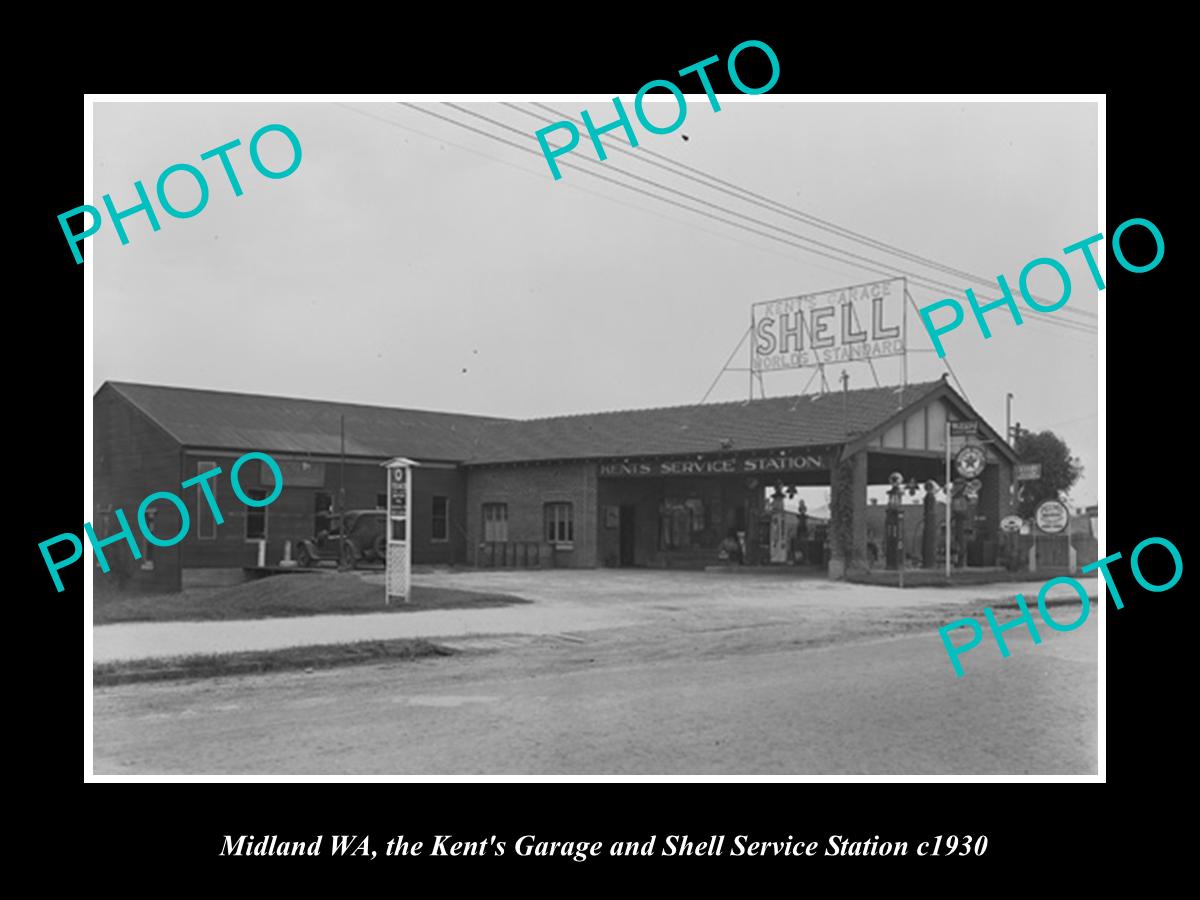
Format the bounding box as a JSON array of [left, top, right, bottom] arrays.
[[103, 378, 944, 428], [100, 378, 956, 464], [104, 380, 515, 423], [512, 380, 945, 424]]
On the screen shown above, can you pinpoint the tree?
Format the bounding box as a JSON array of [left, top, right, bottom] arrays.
[[1013, 429, 1083, 518]]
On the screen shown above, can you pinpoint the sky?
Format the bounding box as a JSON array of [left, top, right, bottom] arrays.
[[92, 99, 1099, 506]]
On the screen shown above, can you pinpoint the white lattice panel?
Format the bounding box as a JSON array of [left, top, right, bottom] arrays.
[[386, 541, 410, 600]]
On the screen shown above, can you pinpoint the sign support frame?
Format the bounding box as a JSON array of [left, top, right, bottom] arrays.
[[382, 457, 420, 605], [745, 277, 908, 397]]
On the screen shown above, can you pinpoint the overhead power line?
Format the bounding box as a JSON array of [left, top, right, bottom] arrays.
[[339, 102, 1098, 410], [334, 102, 850, 273], [394, 102, 1097, 344], [432, 102, 1096, 340], [527, 101, 1099, 324], [342, 101, 1096, 343]]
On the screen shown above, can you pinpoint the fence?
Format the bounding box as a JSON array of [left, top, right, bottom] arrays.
[[1004, 533, 1098, 573]]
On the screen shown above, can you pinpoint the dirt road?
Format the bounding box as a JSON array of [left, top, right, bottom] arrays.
[[93, 609, 1097, 775]]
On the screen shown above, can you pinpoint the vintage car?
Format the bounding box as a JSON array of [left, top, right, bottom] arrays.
[[296, 510, 388, 568]]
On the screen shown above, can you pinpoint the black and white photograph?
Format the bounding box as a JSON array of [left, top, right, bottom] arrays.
[[82, 94, 1103, 777]]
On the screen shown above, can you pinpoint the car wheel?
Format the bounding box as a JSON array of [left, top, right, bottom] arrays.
[[373, 533, 387, 561], [297, 546, 313, 568]]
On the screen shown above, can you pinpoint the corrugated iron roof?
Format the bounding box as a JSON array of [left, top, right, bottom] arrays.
[[104, 382, 507, 461], [102, 379, 948, 465], [462, 380, 946, 464]]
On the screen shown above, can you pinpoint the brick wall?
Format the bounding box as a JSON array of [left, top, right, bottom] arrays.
[[179, 455, 468, 570], [93, 386, 185, 591], [828, 449, 868, 579], [465, 463, 599, 567]]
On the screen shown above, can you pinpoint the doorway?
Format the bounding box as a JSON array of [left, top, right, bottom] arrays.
[[619, 505, 637, 566]]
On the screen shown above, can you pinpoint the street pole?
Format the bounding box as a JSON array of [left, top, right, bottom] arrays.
[[748, 309, 754, 401], [1031, 507, 1038, 574], [385, 462, 392, 606], [901, 277, 909, 402], [945, 420, 952, 580], [339, 413, 346, 571], [405, 462, 413, 603], [841, 370, 849, 434]]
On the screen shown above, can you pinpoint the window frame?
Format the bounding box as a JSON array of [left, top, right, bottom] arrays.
[[196, 460, 218, 540], [544, 502, 574, 547], [431, 495, 450, 543], [244, 488, 269, 542], [482, 502, 509, 543]]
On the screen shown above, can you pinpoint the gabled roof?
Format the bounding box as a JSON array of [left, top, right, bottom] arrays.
[[99, 378, 971, 466], [461, 380, 947, 464], [101, 382, 507, 461], [842, 379, 1020, 465]]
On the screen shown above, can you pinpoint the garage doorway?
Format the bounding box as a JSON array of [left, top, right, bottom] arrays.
[[619, 505, 637, 566]]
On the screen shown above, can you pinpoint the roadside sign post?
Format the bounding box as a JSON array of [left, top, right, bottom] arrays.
[[1033, 499, 1070, 574], [383, 458, 419, 605], [944, 420, 979, 579], [1032, 520, 1037, 573]]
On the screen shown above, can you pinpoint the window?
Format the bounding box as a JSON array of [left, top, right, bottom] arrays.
[[545, 502, 574, 545], [659, 498, 707, 550], [482, 503, 508, 542], [196, 461, 218, 540], [139, 504, 157, 570], [376, 493, 387, 510], [245, 489, 268, 540], [431, 496, 450, 542]]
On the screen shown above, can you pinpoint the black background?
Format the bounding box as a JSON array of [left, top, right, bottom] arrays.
[[28, 24, 1176, 886]]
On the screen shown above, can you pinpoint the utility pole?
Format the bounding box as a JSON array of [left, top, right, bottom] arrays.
[[1006, 392, 1014, 443], [748, 309, 754, 402], [840, 370, 850, 434], [339, 413, 347, 571]]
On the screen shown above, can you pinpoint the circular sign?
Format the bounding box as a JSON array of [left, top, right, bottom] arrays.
[[393, 468, 405, 483], [1035, 500, 1070, 534], [955, 445, 986, 479], [1000, 515, 1023, 533]]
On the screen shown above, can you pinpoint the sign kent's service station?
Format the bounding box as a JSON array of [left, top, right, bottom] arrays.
[[600, 453, 826, 478]]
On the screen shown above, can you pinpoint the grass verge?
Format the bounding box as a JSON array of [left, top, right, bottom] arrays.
[[95, 573, 531, 625], [95, 637, 455, 686]]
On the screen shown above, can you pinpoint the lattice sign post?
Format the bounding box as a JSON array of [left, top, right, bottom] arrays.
[[382, 458, 418, 604]]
